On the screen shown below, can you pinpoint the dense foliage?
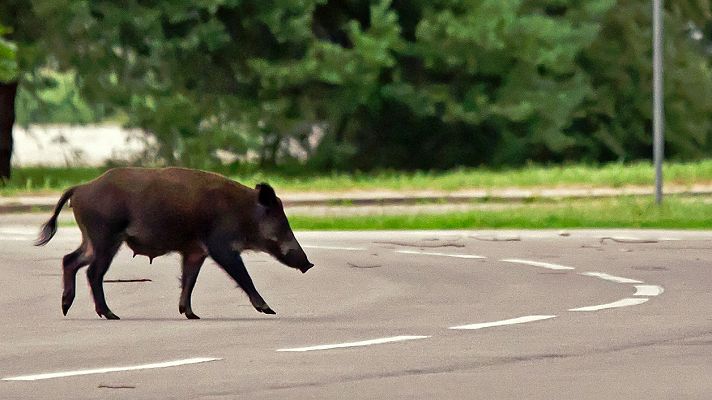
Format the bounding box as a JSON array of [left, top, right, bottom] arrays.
[[14, 70, 110, 125], [3, 0, 712, 170], [0, 24, 16, 83]]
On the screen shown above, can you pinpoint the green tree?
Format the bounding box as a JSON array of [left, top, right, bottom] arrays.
[[0, 24, 17, 82], [35, 0, 335, 169], [15, 70, 109, 125], [18, 0, 712, 170], [312, 0, 620, 167], [575, 0, 712, 162]]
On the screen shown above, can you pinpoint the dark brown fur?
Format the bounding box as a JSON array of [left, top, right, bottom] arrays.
[[36, 167, 313, 320]]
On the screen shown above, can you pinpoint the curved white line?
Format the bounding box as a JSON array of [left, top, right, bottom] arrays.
[[634, 285, 664, 296], [277, 335, 430, 352], [569, 298, 648, 312], [2, 357, 222, 381], [580, 272, 642, 284], [500, 259, 575, 270], [449, 315, 557, 330]]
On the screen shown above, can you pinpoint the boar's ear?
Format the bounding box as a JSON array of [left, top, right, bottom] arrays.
[[256, 183, 278, 208]]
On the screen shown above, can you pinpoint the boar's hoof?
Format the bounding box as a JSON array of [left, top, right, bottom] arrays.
[[300, 263, 315, 274], [99, 310, 120, 320], [180, 305, 200, 319], [61, 299, 73, 316], [257, 305, 276, 315], [105, 312, 120, 320], [250, 297, 276, 314]]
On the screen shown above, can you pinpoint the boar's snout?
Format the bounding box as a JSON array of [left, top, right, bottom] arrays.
[[300, 262, 314, 274], [254, 183, 314, 273], [282, 248, 314, 274]]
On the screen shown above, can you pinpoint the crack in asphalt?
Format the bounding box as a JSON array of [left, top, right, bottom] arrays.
[[347, 262, 382, 269], [374, 240, 465, 248], [104, 278, 153, 283]]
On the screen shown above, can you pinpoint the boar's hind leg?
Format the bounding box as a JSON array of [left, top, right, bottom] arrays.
[[179, 251, 207, 319], [207, 242, 276, 315], [61, 244, 92, 316], [86, 237, 122, 320]]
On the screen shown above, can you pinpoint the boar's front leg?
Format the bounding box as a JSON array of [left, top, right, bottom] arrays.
[[179, 249, 207, 319], [207, 239, 276, 315]]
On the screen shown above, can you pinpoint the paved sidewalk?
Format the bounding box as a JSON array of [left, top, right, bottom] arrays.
[[1, 184, 711, 214]]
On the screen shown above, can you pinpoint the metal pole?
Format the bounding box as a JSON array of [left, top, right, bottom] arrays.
[[652, 0, 664, 204]]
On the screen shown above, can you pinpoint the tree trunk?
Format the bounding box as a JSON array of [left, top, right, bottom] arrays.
[[0, 81, 18, 181]]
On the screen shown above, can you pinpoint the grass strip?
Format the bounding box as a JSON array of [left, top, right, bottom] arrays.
[[3, 160, 712, 195], [250, 160, 712, 192], [288, 197, 712, 230]]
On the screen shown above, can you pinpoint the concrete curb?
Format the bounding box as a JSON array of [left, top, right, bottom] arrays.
[[2, 185, 711, 214]]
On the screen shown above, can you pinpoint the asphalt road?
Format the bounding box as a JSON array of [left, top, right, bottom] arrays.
[[1, 214, 712, 399]]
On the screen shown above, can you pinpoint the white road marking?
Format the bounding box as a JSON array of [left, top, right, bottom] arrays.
[[0, 228, 37, 235], [500, 259, 575, 270], [276, 335, 430, 352], [580, 272, 642, 284], [302, 245, 366, 251], [449, 315, 557, 330], [634, 285, 664, 296], [1, 357, 222, 381], [569, 297, 649, 312], [0, 236, 33, 241], [396, 250, 486, 259]]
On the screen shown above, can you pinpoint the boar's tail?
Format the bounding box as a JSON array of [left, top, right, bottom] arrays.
[[35, 187, 75, 246]]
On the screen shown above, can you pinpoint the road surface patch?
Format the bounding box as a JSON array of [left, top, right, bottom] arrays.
[[395, 250, 486, 259], [302, 245, 367, 251]]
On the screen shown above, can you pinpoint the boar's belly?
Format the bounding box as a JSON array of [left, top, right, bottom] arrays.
[[125, 236, 170, 259]]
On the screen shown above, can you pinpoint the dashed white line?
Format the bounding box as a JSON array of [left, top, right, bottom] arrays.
[[395, 250, 486, 259], [276, 335, 430, 352], [449, 315, 557, 330], [1, 357, 222, 381], [0, 228, 37, 235], [302, 245, 366, 251], [500, 259, 575, 270], [568, 297, 649, 312], [580, 272, 642, 284], [634, 285, 664, 296], [0, 236, 33, 241]]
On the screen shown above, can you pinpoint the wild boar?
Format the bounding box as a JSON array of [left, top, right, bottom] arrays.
[[35, 167, 313, 320]]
